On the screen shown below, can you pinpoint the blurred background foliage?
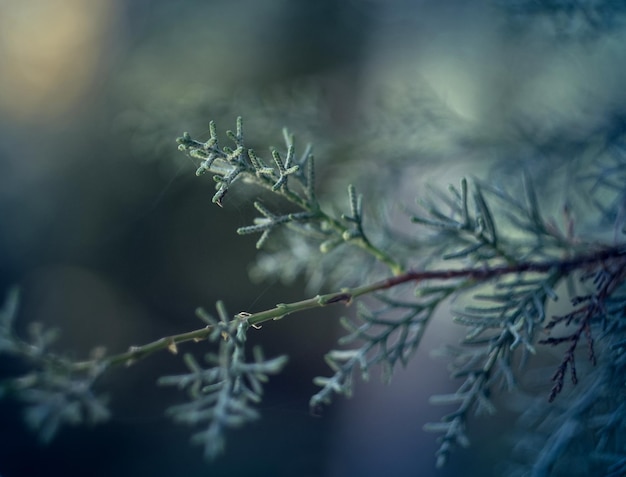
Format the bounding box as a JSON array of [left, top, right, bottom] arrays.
[[1, 1, 626, 476]]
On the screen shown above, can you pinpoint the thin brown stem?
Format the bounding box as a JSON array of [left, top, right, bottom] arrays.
[[72, 245, 626, 373]]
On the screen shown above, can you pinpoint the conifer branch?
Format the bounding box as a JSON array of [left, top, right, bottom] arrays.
[[66, 244, 626, 373], [157, 302, 288, 460], [4, 107, 626, 473], [178, 118, 404, 275]]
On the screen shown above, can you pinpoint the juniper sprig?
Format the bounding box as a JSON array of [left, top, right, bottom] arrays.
[[2, 117, 626, 474]]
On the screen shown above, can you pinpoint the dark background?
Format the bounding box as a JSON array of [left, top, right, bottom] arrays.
[[2, 1, 626, 476]]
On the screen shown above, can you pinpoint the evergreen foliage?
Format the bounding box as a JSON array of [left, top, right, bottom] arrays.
[[158, 302, 288, 460], [1, 115, 626, 475]]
